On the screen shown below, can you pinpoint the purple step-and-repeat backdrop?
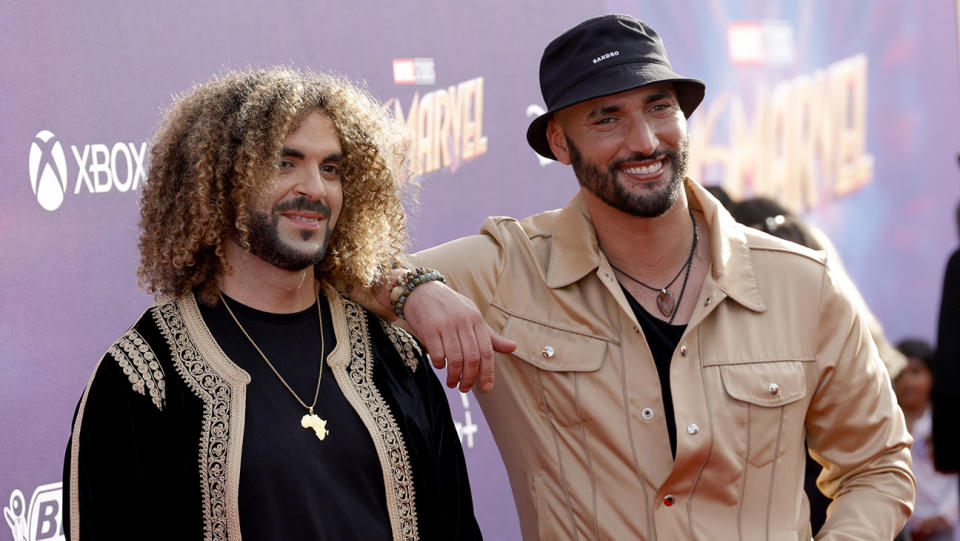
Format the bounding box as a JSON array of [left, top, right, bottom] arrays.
[[2, 1, 958, 539]]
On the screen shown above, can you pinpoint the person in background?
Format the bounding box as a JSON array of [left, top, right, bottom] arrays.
[[703, 184, 735, 212], [933, 201, 960, 477], [895, 339, 958, 541]]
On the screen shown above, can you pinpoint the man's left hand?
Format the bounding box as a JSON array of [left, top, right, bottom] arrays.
[[402, 281, 516, 392]]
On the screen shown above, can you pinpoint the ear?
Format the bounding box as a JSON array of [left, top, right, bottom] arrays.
[[546, 118, 572, 165]]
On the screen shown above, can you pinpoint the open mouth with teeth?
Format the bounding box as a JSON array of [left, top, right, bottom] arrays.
[[281, 212, 326, 229], [619, 155, 668, 180], [280, 211, 329, 241]]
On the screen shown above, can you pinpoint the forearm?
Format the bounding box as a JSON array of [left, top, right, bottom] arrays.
[[815, 461, 915, 539], [352, 268, 403, 321]]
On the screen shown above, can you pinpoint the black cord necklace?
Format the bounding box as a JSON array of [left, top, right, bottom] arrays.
[[609, 208, 699, 324]]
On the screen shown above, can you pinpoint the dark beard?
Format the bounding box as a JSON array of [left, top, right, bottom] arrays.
[[245, 196, 332, 271], [567, 135, 688, 218]]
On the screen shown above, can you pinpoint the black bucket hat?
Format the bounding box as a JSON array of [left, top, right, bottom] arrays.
[[527, 14, 706, 160]]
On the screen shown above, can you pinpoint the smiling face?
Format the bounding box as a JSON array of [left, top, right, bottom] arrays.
[[244, 110, 344, 271], [547, 82, 688, 217]]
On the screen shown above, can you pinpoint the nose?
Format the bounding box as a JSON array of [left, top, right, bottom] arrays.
[[295, 166, 329, 201], [625, 118, 658, 156]]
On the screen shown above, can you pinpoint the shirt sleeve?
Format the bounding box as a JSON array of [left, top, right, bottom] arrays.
[[419, 358, 484, 540], [411, 217, 510, 320], [63, 348, 181, 541], [810, 224, 907, 378], [805, 264, 916, 539]]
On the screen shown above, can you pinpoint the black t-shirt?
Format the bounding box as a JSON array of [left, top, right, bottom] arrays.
[[621, 285, 686, 458], [200, 293, 392, 540]]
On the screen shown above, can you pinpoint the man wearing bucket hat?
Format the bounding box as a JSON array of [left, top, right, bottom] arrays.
[[385, 13, 915, 540]]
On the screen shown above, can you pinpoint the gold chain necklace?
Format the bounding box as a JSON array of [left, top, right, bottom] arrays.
[[219, 287, 330, 441]]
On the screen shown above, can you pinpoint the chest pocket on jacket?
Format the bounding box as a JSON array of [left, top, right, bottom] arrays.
[[502, 315, 607, 427], [718, 360, 809, 468]]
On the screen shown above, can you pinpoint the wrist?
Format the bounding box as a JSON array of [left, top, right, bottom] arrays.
[[390, 267, 446, 319], [376, 268, 406, 314]]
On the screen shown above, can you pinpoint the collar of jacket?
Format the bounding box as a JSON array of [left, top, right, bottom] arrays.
[[544, 178, 766, 313]]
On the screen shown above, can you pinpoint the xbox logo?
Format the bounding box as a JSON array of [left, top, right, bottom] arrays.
[[28, 130, 69, 211]]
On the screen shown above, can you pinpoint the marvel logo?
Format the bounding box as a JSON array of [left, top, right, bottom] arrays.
[[393, 58, 436, 85]]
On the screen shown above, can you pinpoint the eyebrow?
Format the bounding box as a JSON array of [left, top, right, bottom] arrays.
[[585, 91, 676, 119], [281, 147, 305, 160], [644, 91, 674, 104], [585, 104, 621, 120], [281, 147, 343, 162]]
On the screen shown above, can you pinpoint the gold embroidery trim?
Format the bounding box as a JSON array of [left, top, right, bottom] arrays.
[[337, 295, 419, 541], [380, 321, 421, 372], [69, 356, 105, 541], [153, 299, 233, 541], [109, 328, 166, 411]]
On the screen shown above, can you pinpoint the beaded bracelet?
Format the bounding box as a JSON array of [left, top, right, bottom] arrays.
[[390, 267, 446, 318]]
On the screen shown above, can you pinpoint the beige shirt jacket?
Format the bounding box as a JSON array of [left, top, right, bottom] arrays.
[[413, 179, 914, 541]]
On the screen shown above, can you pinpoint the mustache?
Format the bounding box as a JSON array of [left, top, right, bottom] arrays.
[[611, 149, 673, 167], [272, 196, 331, 218]]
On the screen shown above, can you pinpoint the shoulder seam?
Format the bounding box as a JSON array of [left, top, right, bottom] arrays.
[[107, 327, 166, 411], [747, 241, 827, 266]]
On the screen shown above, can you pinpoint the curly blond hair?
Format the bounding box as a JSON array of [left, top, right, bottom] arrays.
[[138, 67, 409, 304]]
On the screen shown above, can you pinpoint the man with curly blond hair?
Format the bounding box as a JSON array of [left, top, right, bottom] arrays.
[[63, 67, 482, 541]]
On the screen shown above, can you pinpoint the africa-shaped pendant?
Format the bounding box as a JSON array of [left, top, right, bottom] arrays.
[[656, 289, 676, 318], [301, 413, 330, 441]]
